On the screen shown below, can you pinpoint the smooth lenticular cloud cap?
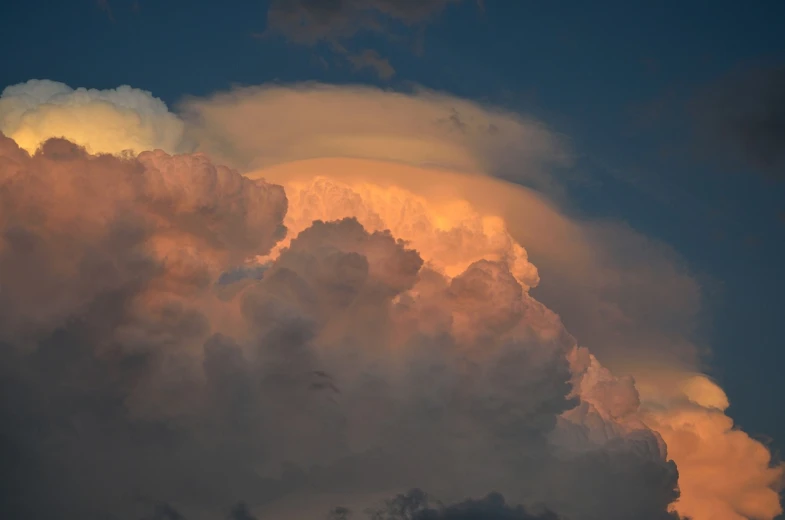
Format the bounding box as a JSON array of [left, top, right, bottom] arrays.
[[179, 83, 572, 196]]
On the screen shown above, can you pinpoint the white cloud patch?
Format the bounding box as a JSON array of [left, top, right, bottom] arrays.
[[0, 79, 186, 155]]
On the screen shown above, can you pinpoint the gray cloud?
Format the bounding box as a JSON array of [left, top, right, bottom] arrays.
[[694, 65, 785, 179], [263, 0, 461, 81], [264, 0, 460, 45], [227, 502, 258, 520]]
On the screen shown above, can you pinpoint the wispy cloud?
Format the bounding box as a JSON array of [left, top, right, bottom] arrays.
[[348, 49, 396, 79]]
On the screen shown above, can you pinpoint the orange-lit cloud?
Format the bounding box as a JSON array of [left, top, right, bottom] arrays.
[[1, 79, 782, 520], [639, 373, 784, 520], [250, 157, 782, 520], [178, 83, 571, 198], [192, 83, 780, 520]]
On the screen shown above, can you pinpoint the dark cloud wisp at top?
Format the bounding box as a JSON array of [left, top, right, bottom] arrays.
[[264, 0, 461, 45], [694, 65, 785, 179]]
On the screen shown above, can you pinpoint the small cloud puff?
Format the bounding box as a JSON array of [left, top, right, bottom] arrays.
[[0, 79, 186, 155]]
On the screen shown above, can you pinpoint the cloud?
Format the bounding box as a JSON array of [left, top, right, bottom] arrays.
[[640, 375, 784, 520], [264, 0, 460, 46], [178, 83, 570, 197], [348, 49, 397, 79], [693, 65, 785, 179], [228, 502, 258, 520], [0, 134, 289, 519], [253, 160, 781, 520], [335, 488, 563, 519], [142, 503, 187, 520], [0, 80, 782, 520], [0, 133, 682, 520], [261, 0, 461, 80], [0, 136, 286, 348], [0, 79, 186, 156], [185, 82, 782, 519], [263, 175, 540, 290]]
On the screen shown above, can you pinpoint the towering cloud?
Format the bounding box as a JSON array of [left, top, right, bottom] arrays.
[[187, 83, 782, 520], [0, 132, 680, 520], [0, 79, 781, 520]]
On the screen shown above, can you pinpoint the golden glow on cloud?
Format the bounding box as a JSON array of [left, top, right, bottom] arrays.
[[2, 78, 781, 520], [642, 376, 783, 519], [178, 83, 571, 199], [253, 171, 540, 289], [0, 80, 184, 155], [251, 155, 784, 520]]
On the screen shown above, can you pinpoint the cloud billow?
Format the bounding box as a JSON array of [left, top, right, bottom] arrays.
[[0, 78, 782, 520], [0, 79, 186, 156]]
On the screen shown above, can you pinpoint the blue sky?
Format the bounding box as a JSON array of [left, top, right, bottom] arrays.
[[2, 0, 784, 459]]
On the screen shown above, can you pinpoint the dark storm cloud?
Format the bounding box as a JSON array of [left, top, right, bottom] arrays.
[[264, 0, 461, 45], [694, 65, 785, 179], [262, 0, 462, 80]]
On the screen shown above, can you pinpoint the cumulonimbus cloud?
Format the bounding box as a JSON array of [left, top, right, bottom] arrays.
[[0, 133, 679, 520], [0, 79, 782, 520]]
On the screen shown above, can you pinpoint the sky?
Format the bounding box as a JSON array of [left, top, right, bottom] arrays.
[[1, 1, 784, 520]]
